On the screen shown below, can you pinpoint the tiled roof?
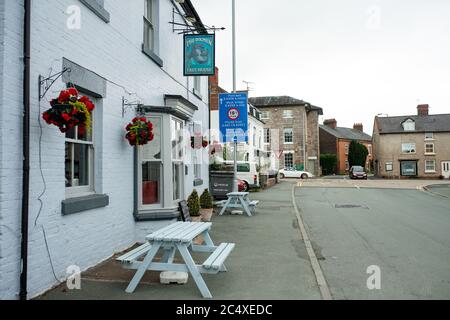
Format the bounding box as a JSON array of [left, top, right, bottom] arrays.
[[320, 125, 372, 141], [376, 114, 450, 134], [248, 96, 323, 115]]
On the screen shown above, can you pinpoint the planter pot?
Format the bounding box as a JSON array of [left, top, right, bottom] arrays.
[[190, 215, 202, 222], [200, 208, 213, 222]]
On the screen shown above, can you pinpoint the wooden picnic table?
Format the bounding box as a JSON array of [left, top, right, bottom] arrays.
[[217, 192, 259, 217], [117, 222, 235, 299]]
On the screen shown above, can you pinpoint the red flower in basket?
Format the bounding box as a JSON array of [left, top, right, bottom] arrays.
[[42, 88, 95, 133], [125, 117, 154, 146]]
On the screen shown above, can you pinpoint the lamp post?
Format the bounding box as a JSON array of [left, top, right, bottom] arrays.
[[232, 0, 238, 192]]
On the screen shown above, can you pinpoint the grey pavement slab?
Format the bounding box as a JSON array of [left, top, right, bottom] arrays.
[[425, 184, 450, 199], [295, 186, 450, 299], [37, 182, 321, 300]]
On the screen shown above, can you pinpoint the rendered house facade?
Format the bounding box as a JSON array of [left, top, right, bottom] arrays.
[[373, 105, 450, 179], [0, 0, 210, 299]]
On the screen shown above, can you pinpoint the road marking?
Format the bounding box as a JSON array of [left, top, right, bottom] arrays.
[[355, 185, 361, 190], [291, 185, 333, 300]]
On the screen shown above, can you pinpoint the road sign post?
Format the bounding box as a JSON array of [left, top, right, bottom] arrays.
[[219, 93, 248, 192]]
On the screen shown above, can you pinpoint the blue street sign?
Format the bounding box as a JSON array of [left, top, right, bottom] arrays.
[[219, 93, 248, 143]]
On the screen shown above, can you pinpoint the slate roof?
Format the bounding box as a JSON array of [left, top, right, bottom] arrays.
[[375, 114, 450, 134], [320, 125, 372, 141], [248, 96, 323, 115]]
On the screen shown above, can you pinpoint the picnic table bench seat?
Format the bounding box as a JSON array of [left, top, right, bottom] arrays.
[[116, 243, 152, 264], [202, 243, 235, 271]]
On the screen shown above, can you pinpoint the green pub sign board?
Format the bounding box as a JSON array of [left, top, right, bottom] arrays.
[[184, 34, 215, 76]]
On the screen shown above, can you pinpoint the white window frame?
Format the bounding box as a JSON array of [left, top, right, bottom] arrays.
[[191, 121, 202, 180], [385, 162, 393, 172], [283, 110, 294, 119], [345, 144, 349, 155], [171, 117, 184, 202], [368, 144, 372, 156], [260, 111, 270, 120], [264, 128, 271, 145], [65, 99, 95, 199], [402, 119, 415, 131], [143, 0, 155, 53], [284, 128, 293, 144], [345, 160, 350, 171], [425, 143, 435, 154], [139, 115, 163, 209], [193, 76, 202, 98], [425, 160, 436, 173], [402, 143, 416, 154], [425, 132, 434, 140]]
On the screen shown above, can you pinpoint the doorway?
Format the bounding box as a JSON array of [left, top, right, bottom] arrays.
[[442, 161, 450, 179]]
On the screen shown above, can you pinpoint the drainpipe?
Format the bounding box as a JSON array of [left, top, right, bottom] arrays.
[[20, 0, 31, 301]]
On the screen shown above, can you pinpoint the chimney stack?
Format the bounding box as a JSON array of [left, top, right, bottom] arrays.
[[323, 119, 337, 129], [417, 104, 429, 116], [353, 123, 363, 132]]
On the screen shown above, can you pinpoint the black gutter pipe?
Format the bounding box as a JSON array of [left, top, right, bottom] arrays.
[[20, 0, 31, 301]]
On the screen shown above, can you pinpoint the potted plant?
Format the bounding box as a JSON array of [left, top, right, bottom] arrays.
[[187, 189, 201, 222], [125, 117, 154, 146], [42, 88, 95, 134], [200, 189, 214, 221]]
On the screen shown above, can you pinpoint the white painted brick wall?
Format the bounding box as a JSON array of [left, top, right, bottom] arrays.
[[0, 0, 210, 299]]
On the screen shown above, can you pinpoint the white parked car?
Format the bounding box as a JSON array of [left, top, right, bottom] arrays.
[[279, 167, 314, 179]]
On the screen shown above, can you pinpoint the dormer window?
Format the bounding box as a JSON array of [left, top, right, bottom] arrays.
[[402, 119, 415, 131]]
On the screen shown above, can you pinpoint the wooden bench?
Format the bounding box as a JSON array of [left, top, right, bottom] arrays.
[[202, 243, 235, 271], [116, 243, 152, 264]]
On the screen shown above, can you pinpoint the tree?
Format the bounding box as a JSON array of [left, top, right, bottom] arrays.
[[348, 140, 369, 168], [320, 154, 338, 175]]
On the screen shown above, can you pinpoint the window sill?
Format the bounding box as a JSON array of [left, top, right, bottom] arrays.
[[62, 194, 109, 216], [424, 153, 436, 156], [425, 171, 437, 174], [79, 0, 110, 23], [134, 207, 180, 221], [284, 142, 294, 145], [142, 46, 164, 68]]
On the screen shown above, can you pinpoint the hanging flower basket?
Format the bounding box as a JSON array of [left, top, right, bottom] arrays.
[[125, 117, 154, 146], [191, 135, 209, 149], [42, 88, 95, 134]]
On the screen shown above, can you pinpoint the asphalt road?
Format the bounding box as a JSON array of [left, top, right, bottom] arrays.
[[295, 186, 450, 299]]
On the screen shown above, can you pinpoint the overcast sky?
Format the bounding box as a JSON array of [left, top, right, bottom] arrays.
[[191, 0, 450, 133]]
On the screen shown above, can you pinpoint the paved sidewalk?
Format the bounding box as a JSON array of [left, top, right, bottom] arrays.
[[37, 181, 321, 300], [299, 178, 450, 190], [424, 184, 450, 199]]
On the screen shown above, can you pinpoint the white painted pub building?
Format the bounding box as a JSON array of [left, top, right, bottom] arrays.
[[0, 0, 210, 299]]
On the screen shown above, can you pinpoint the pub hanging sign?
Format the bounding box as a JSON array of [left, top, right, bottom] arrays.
[[184, 34, 215, 76]]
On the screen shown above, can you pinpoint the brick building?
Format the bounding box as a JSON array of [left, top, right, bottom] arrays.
[[319, 120, 373, 174], [0, 0, 210, 299], [248, 96, 323, 176], [373, 105, 450, 179]]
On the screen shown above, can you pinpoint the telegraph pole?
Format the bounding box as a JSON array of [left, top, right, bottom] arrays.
[[232, 0, 238, 192]]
